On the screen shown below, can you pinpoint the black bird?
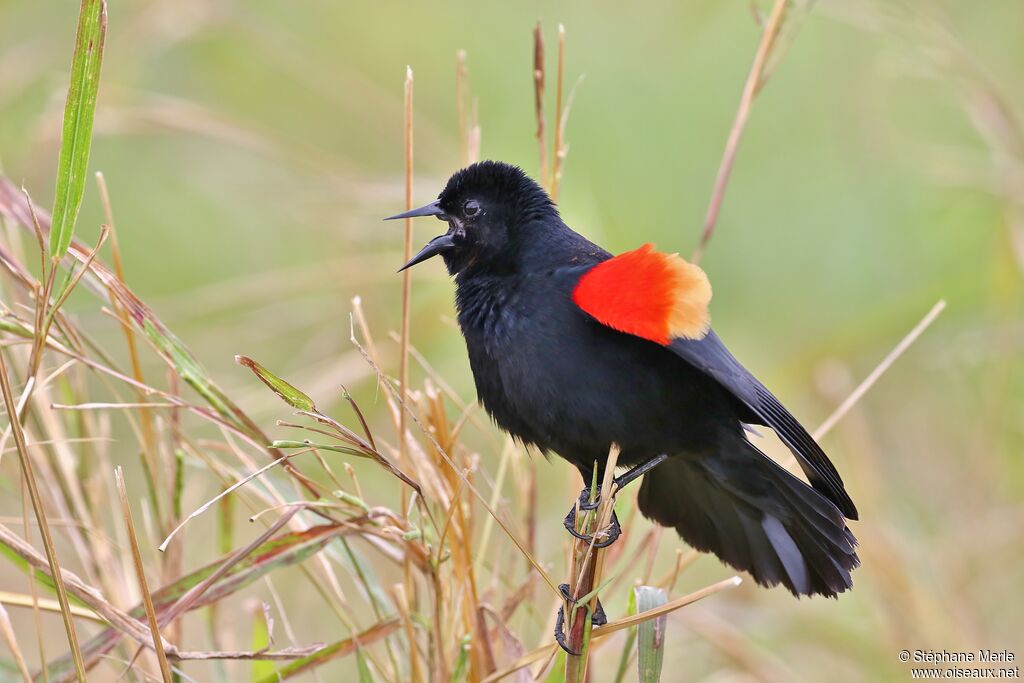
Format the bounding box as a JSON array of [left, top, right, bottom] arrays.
[[388, 161, 859, 605]]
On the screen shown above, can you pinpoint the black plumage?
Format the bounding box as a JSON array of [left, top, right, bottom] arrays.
[[390, 161, 859, 597]]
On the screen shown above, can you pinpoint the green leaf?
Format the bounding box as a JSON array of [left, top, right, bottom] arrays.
[[257, 619, 401, 682], [143, 320, 234, 419], [612, 588, 641, 683], [50, 0, 107, 259], [0, 659, 27, 683], [543, 649, 567, 683], [236, 355, 317, 412], [250, 603, 275, 682], [172, 448, 186, 522], [272, 440, 367, 458], [449, 635, 471, 682], [634, 586, 668, 683], [355, 647, 373, 683]]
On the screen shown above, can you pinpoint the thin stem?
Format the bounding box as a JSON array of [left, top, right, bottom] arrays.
[[0, 352, 87, 680], [114, 466, 173, 683], [692, 0, 789, 263], [533, 21, 548, 189]]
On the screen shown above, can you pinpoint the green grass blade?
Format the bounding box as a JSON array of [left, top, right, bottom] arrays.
[[236, 355, 317, 412], [257, 619, 401, 682], [544, 649, 567, 682], [50, 0, 107, 260], [250, 603, 275, 682], [612, 584, 641, 683], [449, 635, 471, 682], [355, 647, 374, 683], [634, 586, 668, 683]]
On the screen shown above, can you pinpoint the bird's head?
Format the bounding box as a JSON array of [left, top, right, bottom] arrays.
[[386, 161, 556, 275]]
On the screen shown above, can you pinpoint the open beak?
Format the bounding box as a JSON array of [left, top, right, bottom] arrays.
[[398, 233, 456, 272], [387, 200, 454, 271], [384, 199, 445, 221]]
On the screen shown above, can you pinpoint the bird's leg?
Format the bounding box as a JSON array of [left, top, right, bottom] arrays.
[[613, 452, 669, 490], [554, 583, 608, 656], [561, 453, 668, 547]]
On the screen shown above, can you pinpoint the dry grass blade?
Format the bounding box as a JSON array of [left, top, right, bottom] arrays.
[[456, 50, 468, 163], [0, 353, 87, 679], [160, 507, 301, 627], [812, 299, 947, 441], [550, 24, 569, 201], [0, 601, 32, 682], [693, 0, 790, 263], [780, 299, 947, 475], [114, 466, 173, 683], [0, 592, 101, 622], [158, 452, 301, 552], [0, 522, 165, 659], [595, 576, 742, 635], [349, 320, 561, 598], [43, 521, 358, 678], [533, 20, 548, 188], [398, 67, 422, 683], [483, 576, 743, 682], [172, 645, 326, 661], [0, 178, 321, 497], [94, 171, 164, 528], [400, 65, 414, 474]]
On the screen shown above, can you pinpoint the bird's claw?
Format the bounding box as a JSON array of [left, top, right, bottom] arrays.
[[554, 583, 607, 655], [563, 504, 621, 548], [577, 486, 602, 511]]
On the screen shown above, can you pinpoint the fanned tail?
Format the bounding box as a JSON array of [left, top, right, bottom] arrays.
[[637, 436, 859, 597]]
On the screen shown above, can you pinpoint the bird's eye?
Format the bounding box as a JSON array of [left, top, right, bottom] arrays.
[[463, 200, 481, 217]]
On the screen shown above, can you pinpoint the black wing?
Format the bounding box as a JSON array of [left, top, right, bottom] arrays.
[[670, 331, 858, 520]]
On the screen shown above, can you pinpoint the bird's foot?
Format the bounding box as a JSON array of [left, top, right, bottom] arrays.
[[563, 503, 621, 548], [577, 485, 602, 511], [554, 583, 607, 655]]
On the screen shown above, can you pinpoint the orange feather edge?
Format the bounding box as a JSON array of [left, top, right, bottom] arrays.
[[572, 244, 712, 345]]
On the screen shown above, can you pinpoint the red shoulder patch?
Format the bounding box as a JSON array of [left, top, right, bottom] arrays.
[[572, 244, 712, 345]]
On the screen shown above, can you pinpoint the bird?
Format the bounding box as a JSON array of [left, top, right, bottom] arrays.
[[387, 160, 859, 619]]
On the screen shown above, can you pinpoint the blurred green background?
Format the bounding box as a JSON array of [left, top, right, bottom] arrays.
[[1, 0, 1021, 680]]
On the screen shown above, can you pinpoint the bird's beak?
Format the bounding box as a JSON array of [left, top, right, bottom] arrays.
[[398, 233, 456, 272], [384, 200, 445, 221]]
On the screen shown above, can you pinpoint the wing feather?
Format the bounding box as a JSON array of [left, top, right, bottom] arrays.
[[565, 250, 857, 521], [670, 332, 858, 519]]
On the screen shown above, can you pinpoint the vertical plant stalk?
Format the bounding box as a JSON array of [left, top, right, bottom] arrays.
[[456, 50, 469, 167], [398, 65, 422, 683], [533, 21, 548, 189], [692, 0, 789, 264], [399, 67, 414, 477], [0, 352, 87, 680], [564, 445, 621, 681], [550, 24, 566, 200], [114, 467, 173, 683], [19, 479, 48, 683], [96, 172, 165, 529], [0, 597, 32, 682]]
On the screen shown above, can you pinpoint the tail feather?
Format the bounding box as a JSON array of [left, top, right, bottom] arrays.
[[637, 439, 859, 597]]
